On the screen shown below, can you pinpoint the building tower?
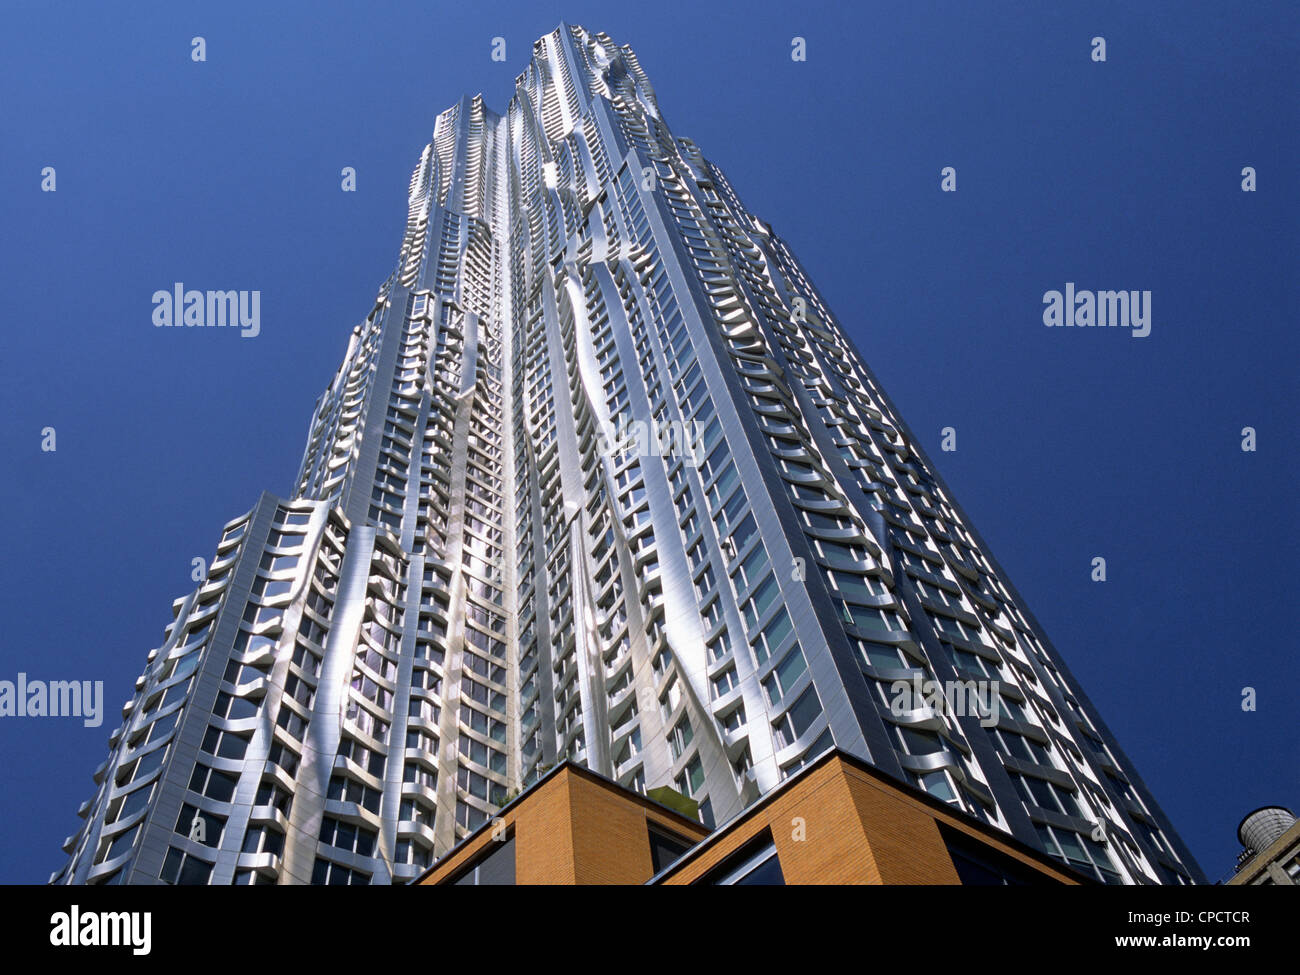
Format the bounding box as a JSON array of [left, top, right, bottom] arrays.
[[54, 23, 1203, 885]]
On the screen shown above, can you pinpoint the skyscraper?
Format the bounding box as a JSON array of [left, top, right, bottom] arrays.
[[54, 23, 1203, 885]]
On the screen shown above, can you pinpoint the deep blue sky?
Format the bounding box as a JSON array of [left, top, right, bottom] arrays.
[[1, 1, 1294, 883]]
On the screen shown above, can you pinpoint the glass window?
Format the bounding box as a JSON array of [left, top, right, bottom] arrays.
[[648, 827, 693, 873], [452, 836, 516, 885], [763, 645, 806, 705], [742, 573, 779, 630], [775, 685, 822, 747], [161, 847, 213, 886], [699, 833, 785, 886]]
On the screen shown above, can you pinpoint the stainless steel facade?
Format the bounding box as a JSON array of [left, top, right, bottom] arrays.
[[54, 23, 1203, 885]]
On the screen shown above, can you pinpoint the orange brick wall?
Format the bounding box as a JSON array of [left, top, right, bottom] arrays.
[[416, 773, 573, 885], [418, 756, 1078, 886], [660, 757, 1080, 885], [419, 767, 709, 885], [516, 774, 581, 884]]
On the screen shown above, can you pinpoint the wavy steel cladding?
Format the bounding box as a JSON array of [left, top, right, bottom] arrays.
[[54, 23, 1202, 885]]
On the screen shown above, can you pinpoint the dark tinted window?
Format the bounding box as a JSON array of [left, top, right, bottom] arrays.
[[649, 827, 694, 873], [940, 824, 1059, 885], [697, 831, 786, 885], [452, 835, 516, 885]]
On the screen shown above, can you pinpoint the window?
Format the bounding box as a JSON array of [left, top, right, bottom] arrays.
[[404, 765, 437, 789], [406, 728, 437, 753], [784, 728, 835, 777], [675, 755, 705, 797], [327, 776, 382, 813], [763, 645, 806, 705], [728, 513, 758, 558], [174, 803, 225, 847], [255, 782, 293, 816], [698, 797, 715, 829], [858, 641, 905, 671], [399, 799, 435, 829], [457, 766, 489, 800], [741, 573, 779, 630], [276, 705, 308, 740], [711, 667, 738, 699], [932, 612, 981, 644], [220, 522, 247, 545], [311, 859, 370, 885], [828, 570, 886, 603], [338, 736, 386, 777], [731, 543, 770, 594], [163, 648, 202, 683], [251, 576, 293, 600], [773, 685, 822, 748], [648, 827, 694, 873], [94, 824, 140, 865], [668, 717, 694, 762], [721, 705, 746, 735], [753, 608, 793, 666], [940, 825, 1054, 885], [267, 741, 300, 777], [129, 708, 180, 749], [706, 629, 732, 664], [213, 691, 258, 722], [659, 676, 684, 722], [712, 481, 746, 527], [231, 869, 277, 885], [188, 764, 239, 803], [106, 783, 154, 825], [395, 839, 433, 869], [893, 724, 947, 756], [456, 799, 488, 830], [841, 603, 902, 634], [115, 746, 167, 787], [319, 816, 377, 857], [222, 659, 266, 688], [915, 770, 959, 803], [201, 726, 249, 760], [1036, 824, 1122, 884], [451, 835, 516, 885], [160, 847, 213, 886], [945, 643, 997, 680], [284, 673, 315, 709], [994, 729, 1053, 767], [697, 832, 785, 885], [242, 825, 286, 858], [1011, 772, 1085, 819]]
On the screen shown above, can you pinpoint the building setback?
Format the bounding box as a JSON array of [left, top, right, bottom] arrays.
[[416, 750, 1087, 885], [54, 23, 1203, 885]]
